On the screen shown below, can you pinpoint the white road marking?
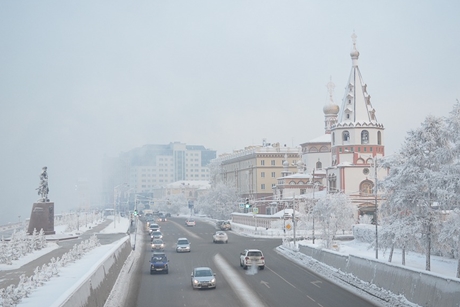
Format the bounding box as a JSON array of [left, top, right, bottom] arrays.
[[266, 266, 297, 289], [311, 280, 322, 288], [214, 253, 266, 307]]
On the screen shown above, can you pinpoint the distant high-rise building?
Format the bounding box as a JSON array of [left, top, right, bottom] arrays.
[[103, 142, 216, 205]]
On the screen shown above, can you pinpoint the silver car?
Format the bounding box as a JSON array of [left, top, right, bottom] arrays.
[[151, 239, 165, 251], [176, 237, 191, 253], [191, 267, 216, 289], [212, 231, 228, 243]]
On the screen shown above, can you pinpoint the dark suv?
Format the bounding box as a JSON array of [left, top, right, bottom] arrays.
[[150, 252, 169, 274]]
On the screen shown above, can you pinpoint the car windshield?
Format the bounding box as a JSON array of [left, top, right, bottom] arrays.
[[195, 269, 212, 277], [152, 240, 162, 244], [150, 224, 158, 229], [153, 232, 161, 235], [178, 240, 189, 245], [152, 255, 165, 262], [248, 251, 262, 257]]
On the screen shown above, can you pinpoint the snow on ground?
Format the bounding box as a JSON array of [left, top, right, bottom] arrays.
[[6, 216, 459, 307], [7, 217, 131, 307]]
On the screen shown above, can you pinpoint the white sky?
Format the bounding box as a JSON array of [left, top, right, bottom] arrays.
[[1, 1, 459, 224], [5, 216, 457, 307]]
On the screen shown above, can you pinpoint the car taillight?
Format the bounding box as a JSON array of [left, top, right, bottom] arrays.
[[261, 256, 265, 260], [245, 257, 249, 260]]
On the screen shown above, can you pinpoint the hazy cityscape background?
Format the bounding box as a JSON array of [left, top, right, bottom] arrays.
[[1, 1, 459, 225]]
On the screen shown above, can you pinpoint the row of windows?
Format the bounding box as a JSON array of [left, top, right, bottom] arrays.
[[333, 130, 382, 145], [260, 183, 277, 190], [260, 160, 296, 166], [260, 172, 277, 178]]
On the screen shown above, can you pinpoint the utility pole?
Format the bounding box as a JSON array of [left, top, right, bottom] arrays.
[[312, 169, 316, 244], [293, 194, 296, 247], [374, 160, 379, 259]]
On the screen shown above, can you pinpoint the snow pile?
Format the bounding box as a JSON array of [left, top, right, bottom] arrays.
[[0, 235, 100, 307]]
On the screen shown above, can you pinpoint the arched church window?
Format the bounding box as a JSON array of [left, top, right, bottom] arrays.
[[343, 131, 350, 142], [328, 174, 337, 192], [360, 180, 374, 195], [332, 132, 335, 145], [316, 161, 322, 169], [361, 130, 369, 144], [377, 131, 381, 145]]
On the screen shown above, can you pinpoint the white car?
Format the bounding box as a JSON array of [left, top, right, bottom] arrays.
[[240, 249, 265, 270], [185, 219, 196, 227], [212, 231, 228, 243], [176, 237, 191, 252]]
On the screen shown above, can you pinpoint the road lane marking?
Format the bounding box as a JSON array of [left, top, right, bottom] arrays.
[[214, 253, 266, 307], [261, 281, 270, 288], [168, 220, 201, 239], [266, 266, 297, 289], [311, 280, 322, 288]]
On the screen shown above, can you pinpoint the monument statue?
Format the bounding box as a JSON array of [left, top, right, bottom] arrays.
[[29, 166, 55, 234], [36, 166, 49, 202]]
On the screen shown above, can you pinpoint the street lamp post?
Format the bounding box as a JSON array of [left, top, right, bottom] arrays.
[[373, 159, 379, 259], [312, 170, 316, 244], [293, 195, 296, 247]]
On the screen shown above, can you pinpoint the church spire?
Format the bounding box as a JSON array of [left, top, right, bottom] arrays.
[[337, 33, 379, 126]]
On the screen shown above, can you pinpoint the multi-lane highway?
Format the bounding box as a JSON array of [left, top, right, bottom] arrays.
[[130, 217, 380, 307]]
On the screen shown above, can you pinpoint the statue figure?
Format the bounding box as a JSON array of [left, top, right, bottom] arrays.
[[36, 166, 49, 202]]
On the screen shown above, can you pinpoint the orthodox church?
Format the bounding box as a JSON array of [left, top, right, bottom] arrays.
[[301, 34, 387, 216]]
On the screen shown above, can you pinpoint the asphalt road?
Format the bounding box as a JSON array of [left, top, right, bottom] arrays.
[[132, 217, 380, 307]]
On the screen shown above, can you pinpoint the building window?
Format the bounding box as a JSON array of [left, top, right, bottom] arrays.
[[271, 172, 276, 178], [361, 130, 369, 144], [378, 131, 382, 145], [360, 180, 374, 195], [261, 172, 265, 178], [343, 131, 350, 141], [261, 160, 265, 166], [271, 160, 275, 166], [261, 184, 266, 190], [316, 161, 322, 169], [332, 132, 335, 145]]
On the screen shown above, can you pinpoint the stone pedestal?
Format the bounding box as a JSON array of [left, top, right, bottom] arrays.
[[27, 202, 55, 235]]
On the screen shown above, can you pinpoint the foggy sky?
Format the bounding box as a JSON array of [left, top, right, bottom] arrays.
[[1, 1, 459, 225]]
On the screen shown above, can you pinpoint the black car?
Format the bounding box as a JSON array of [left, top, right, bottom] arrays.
[[150, 252, 169, 274]]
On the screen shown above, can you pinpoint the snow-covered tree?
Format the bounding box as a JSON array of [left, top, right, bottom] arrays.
[[438, 209, 460, 278], [156, 194, 189, 215], [380, 115, 455, 271], [312, 192, 355, 248], [195, 182, 240, 219]]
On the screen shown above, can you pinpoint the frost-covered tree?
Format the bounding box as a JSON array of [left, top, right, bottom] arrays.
[[195, 182, 240, 219], [156, 194, 189, 215], [380, 115, 455, 271], [438, 209, 460, 278], [312, 192, 355, 248]]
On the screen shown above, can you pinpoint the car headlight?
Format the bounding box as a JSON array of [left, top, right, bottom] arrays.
[[161, 244, 164, 248], [210, 278, 216, 283], [193, 279, 199, 284]]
